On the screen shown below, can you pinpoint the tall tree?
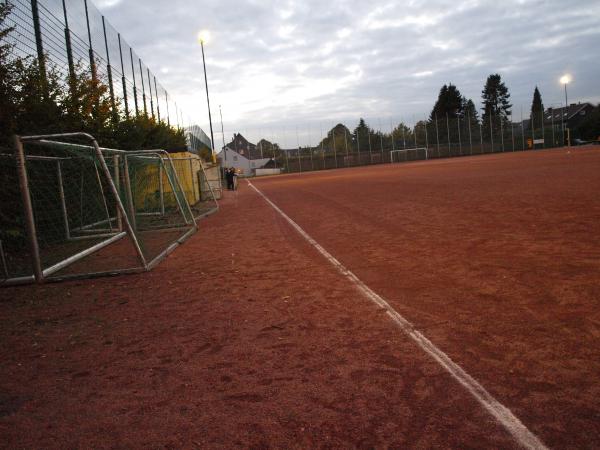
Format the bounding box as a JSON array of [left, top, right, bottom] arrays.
[[530, 86, 544, 130], [429, 83, 464, 122], [481, 73, 512, 134]]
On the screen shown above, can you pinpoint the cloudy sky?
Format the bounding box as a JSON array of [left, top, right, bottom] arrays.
[[97, 0, 600, 146]]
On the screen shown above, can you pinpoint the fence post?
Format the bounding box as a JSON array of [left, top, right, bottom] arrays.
[[344, 126, 349, 166], [154, 76, 161, 122], [467, 111, 473, 155], [446, 113, 451, 155], [30, 0, 47, 96], [147, 68, 155, 119], [511, 114, 515, 151], [332, 127, 338, 168], [118, 34, 129, 117], [165, 92, 170, 126], [500, 115, 505, 152], [457, 116, 462, 155], [102, 16, 117, 122], [83, 0, 97, 82], [480, 122, 483, 153], [129, 48, 139, 115], [541, 109, 546, 148], [435, 114, 440, 157], [61, 0, 75, 92], [14, 135, 43, 283], [139, 59, 147, 116], [489, 113, 494, 152]]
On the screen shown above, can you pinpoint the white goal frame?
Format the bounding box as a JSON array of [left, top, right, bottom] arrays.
[[390, 147, 428, 163]]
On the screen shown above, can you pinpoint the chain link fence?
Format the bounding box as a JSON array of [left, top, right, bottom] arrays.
[[4, 0, 210, 146], [276, 111, 566, 174]]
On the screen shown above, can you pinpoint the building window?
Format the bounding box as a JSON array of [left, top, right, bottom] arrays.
[[233, 155, 238, 161]]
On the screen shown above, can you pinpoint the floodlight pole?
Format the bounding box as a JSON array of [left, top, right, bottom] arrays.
[[563, 82, 570, 147], [200, 40, 216, 163], [219, 105, 226, 164]]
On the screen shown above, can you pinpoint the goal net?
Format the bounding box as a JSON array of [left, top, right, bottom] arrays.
[[390, 147, 429, 163], [1, 133, 216, 286]]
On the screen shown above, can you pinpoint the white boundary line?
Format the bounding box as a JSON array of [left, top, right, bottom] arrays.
[[247, 179, 547, 450]]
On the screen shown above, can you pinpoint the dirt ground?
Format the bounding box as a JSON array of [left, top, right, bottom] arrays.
[[1, 146, 599, 448]]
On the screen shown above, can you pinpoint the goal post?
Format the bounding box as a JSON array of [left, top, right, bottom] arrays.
[[1, 133, 210, 286], [390, 147, 429, 163]]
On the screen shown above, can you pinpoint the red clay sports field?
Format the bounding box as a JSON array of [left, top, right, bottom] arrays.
[[1, 146, 599, 448]]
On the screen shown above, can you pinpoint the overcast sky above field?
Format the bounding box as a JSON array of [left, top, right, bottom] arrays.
[[97, 0, 600, 145]]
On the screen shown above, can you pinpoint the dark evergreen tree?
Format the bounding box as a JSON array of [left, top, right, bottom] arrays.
[[429, 83, 464, 122], [481, 74, 512, 136], [463, 98, 479, 125], [530, 86, 544, 131], [353, 118, 372, 152]]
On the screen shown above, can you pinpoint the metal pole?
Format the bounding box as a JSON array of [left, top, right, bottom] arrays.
[[94, 162, 113, 232], [489, 113, 494, 152], [14, 136, 43, 282], [128, 48, 139, 115], [531, 112, 535, 150], [102, 16, 117, 121], [56, 161, 70, 240], [200, 40, 216, 163], [83, 0, 97, 82], [332, 126, 338, 168], [467, 110, 473, 155], [95, 144, 147, 269], [480, 122, 483, 153], [165, 92, 170, 126], [113, 155, 123, 230], [521, 106, 525, 151], [457, 116, 462, 155], [446, 113, 451, 155], [320, 123, 325, 169], [61, 0, 75, 92], [500, 115, 505, 152], [511, 114, 515, 151], [30, 0, 47, 95], [147, 68, 155, 119], [139, 59, 147, 116], [344, 126, 349, 166], [551, 107, 555, 147], [368, 125, 372, 163], [296, 126, 302, 172], [435, 114, 440, 157], [122, 156, 137, 231], [564, 83, 569, 147], [541, 108, 545, 148], [118, 34, 129, 117], [154, 76, 161, 122], [424, 120, 429, 151], [219, 105, 226, 164]]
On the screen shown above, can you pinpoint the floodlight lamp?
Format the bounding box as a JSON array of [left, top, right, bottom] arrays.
[[198, 30, 210, 44], [560, 74, 571, 85]]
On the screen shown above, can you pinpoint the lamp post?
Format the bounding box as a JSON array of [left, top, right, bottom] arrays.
[[198, 30, 216, 163], [219, 105, 226, 164], [560, 74, 571, 147]]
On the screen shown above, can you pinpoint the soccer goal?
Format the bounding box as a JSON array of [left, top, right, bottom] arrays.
[[390, 147, 429, 163], [0, 132, 212, 286]]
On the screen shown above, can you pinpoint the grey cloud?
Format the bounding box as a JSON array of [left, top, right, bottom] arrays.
[[99, 0, 600, 142]]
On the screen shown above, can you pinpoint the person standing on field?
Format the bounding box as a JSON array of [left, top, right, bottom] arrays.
[[225, 167, 234, 190]]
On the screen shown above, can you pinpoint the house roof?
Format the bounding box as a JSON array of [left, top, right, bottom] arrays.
[[544, 102, 593, 122], [222, 133, 267, 160]]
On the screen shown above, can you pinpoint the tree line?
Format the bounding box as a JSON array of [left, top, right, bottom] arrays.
[[0, 3, 187, 152], [255, 73, 599, 160]]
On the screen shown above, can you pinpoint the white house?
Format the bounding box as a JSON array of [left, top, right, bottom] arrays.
[[217, 133, 273, 176]]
